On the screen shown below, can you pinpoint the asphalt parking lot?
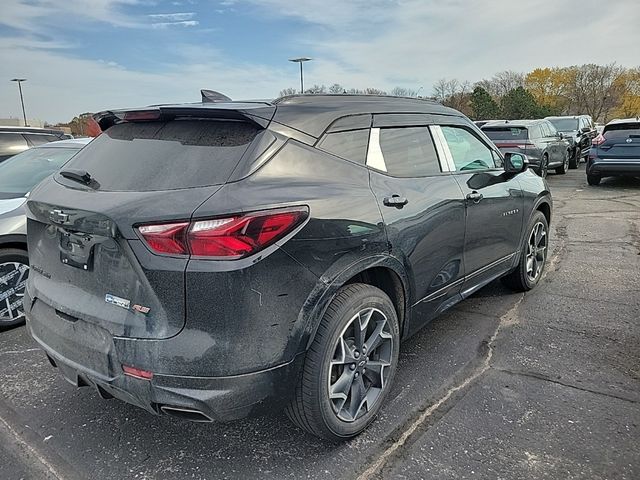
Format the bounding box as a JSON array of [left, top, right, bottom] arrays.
[[1, 167, 638, 480]]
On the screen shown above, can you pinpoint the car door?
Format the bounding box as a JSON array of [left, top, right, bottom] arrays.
[[545, 122, 565, 164], [435, 123, 524, 296], [366, 116, 466, 334]]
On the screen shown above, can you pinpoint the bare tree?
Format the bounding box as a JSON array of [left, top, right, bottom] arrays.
[[475, 70, 525, 99], [279, 87, 297, 97], [432, 79, 472, 114], [391, 86, 418, 97], [328, 83, 345, 94], [304, 84, 327, 94], [364, 87, 387, 95], [569, 63, 626, 121]]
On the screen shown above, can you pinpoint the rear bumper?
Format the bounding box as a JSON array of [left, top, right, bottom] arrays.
[[587, 159, 640, 177], [25, 290, 304, 422]]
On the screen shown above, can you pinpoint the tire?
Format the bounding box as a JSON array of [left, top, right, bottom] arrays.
[[537, 155, 549, 178], [502, 211, 548, 292], [587, 174, 601, 186], [569, 148, 580, 169], [286, 283, 400, 441], [555, 151, 569, 174], [0, 248, 29, 330]]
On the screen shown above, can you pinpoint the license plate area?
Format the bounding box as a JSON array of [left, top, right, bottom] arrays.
[[58, 228, 97, 271]]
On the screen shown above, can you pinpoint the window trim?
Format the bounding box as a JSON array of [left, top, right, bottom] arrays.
[[435, 124, 505, 174], [365, 126, 449, 177]]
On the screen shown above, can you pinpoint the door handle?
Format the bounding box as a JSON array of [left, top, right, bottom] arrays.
[[383, 195, 409, 208], [466, 191, 483, 204]]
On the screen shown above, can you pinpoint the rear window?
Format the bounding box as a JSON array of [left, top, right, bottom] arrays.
[[603, 122, 640, 140], [548, 118, 578, 132], [482, 127, 529, 141], [60, 119, 259, 191]]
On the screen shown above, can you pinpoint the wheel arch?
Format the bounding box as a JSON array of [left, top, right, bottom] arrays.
[[0, 234, 28, 252], [300, 255, 412, 351]]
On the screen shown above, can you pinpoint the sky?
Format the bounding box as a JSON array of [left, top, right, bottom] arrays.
[[1, 0, 639, 124]]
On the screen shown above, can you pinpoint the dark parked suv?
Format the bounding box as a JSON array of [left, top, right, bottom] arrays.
[[25, 95, 552, 441], [482, 119, 571, 176], [546, 115, 596, 168]]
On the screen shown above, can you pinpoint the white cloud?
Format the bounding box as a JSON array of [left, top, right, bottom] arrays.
[[248, 0, 640, 93], [148, 12, 196, 21], [151, 20, 199, 28], [2, 0, 639, 123]]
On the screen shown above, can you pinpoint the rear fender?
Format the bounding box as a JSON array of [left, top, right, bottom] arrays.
[[299, 254, 412, 352]]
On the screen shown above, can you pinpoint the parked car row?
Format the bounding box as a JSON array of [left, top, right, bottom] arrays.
[[478, 115, 596, 177], [0, 126, 71, 163], [13, 94, 552, 441]]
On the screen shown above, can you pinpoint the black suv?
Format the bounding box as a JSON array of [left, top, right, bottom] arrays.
[[546, 115, 596, 168], [0, 126, 70, 163], [25, 95, 552, 441], [482, 119, 572, 176]]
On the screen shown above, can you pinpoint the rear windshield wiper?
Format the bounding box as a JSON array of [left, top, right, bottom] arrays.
[[60, 169, 99, 188]]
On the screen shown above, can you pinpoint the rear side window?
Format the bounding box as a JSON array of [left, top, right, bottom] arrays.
[[374, 127, 441, 177], [317, 129, 369, 164], [60, 120, 259, 191], [0, 132, 29, 157], [482, 127, 529, 141], [24, 134, 60, 146]]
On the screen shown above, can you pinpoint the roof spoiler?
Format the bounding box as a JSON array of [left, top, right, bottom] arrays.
[[93, 105, 274, 132], [201, 89, 232, 103]]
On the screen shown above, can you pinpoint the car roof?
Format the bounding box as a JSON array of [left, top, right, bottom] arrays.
[[95, 94, 463, 139], [606, 117, 640, 126], [545, 116, 584, 120], [0, 125, 66, 135], [481, 119, 546, 128], [32, 138, 92, 149]]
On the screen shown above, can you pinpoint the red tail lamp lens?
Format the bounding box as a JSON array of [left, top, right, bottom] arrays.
[[592, 133, 605, 145], [137, 222, 190, 255], [137, 207, 308, 259]]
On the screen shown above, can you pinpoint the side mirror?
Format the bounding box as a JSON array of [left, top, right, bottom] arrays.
[[504, 152, 528, 174], [558, 132, 564, 139], [581, 126, 590, 133]]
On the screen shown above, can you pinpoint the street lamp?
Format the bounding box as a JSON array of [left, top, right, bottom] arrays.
[[11, 78, 28, 127], [288, 57, 312, 94]]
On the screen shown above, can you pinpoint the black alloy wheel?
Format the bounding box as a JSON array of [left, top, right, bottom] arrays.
[[502, 211, 549, 291], [556, 151, 569, 175], [286, 283, 400, 441], [0, 249, 29, 329]]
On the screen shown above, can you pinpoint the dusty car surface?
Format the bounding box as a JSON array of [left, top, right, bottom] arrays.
[[0, 138, 91, 328], [24, 95, 552, 440]]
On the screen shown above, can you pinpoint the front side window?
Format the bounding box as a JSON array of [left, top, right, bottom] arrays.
[[368, 127, 441, 177], [441, 126, 496, 172], [318, 129, 369, 165]]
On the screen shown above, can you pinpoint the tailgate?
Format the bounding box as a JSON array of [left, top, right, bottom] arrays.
[[26, 200, 191, 339]]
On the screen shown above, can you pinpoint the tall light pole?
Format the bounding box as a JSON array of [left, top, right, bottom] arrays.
[[288, 57, 312, 94], [11, 78, 28, 127]]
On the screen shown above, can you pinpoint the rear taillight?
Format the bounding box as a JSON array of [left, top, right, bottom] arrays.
[[592, 133, 605, 145], [137, 206, 308, 259]]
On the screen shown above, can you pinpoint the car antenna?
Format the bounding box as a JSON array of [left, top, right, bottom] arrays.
[[201, 89, 232, 103]]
